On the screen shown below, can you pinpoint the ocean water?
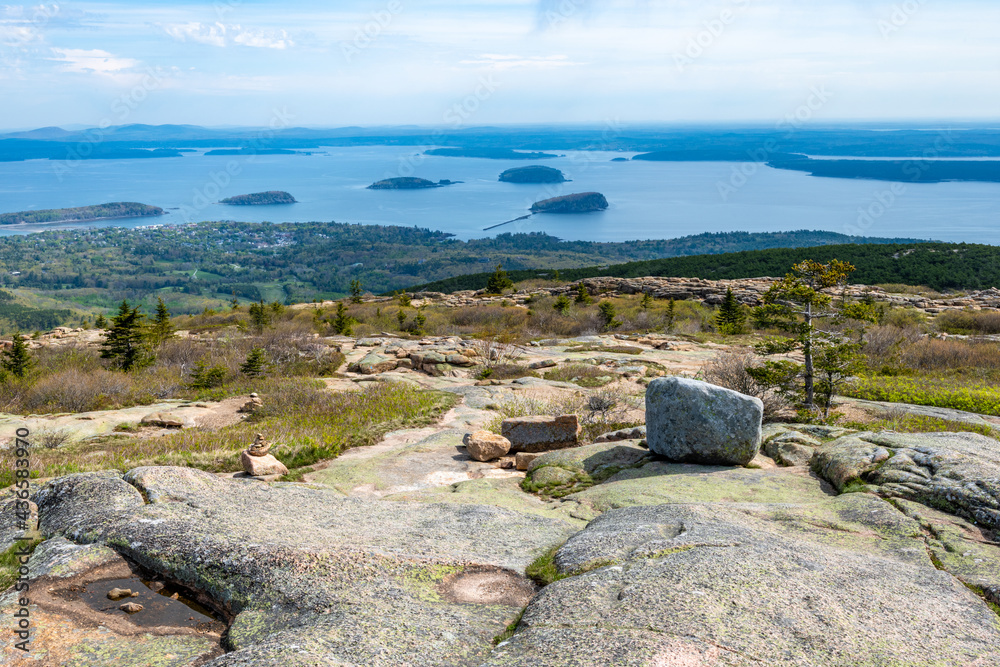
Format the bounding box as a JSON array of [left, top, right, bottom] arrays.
[[0, 146, 998, 243]]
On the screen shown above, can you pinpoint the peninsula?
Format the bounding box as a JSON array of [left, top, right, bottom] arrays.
[[499, 165, 567, 183], [530, 192, 609, 214], [0, 202, 165, 225], [220, 191, 297, 205]]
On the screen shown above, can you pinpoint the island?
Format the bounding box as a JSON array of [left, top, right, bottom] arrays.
[[766, 156, 1000, 184], [610, 157, 630, 162], [204, 148, 307, 156], [367, 177, 459, 190], [425, 148, 559, 160], [220, 191, 297, 206], [530, 192, 609, 214], [499, 165, 567, 184], [0, 202, 165, 225]]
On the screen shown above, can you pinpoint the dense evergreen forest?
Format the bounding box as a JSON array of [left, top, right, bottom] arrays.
[[414, 243, 1000, 293]]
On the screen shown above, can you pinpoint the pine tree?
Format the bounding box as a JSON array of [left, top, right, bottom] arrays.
[[100, 300, 152, 371], [240, 348, 268, 378], [397, 309, 407, 331], [151, 297, 175, 345], [95, 314, 107, 329], [665, 298, 676, 332], [2, 332, 34, 379], [412, 307, 427, 336], [640, 292, 653, 310], [230, 292, 240, 310], [248, 300, 272, 333], [350, 279, 364, 304], [485, 263, 514, 295], [715, 288, 747, 335], [575, 284, 593, 305], [332, 303, 356, 336], [553, 295, 571, 315], [396, 291, 412, 307], [188, 357, 227, 388], [597, 301, 622, 330]]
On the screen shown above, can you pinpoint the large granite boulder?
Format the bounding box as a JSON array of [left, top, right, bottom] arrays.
[[813, 431, 1000, 529], [645, 377, 763, 465], [501, 415, 580, 453]]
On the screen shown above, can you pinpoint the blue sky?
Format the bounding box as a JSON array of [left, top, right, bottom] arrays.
[[0, 0, 997, 129]]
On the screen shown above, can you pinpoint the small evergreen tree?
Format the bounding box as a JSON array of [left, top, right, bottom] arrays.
[[597, 301, 622, 330], [332, 303, 356, 336], [350, 279, 364, 304], [270, 301, 285, 315], [2, 332, 34, 379], [151, 297, 175, 345], [248, 300, 272, 334], [240, 348, 268, 378], [665, 298, 676, 332], [553, 295, 571, 315], [95, 314, 107, 329], [640, 292, 654, 310], [575, 284, 593, 305], [230, 292, 240, 310], [100, 300, 153, 371], [397, 291, 412, 307], [552, 269, 561, 282], [397, 309, 407, 331], [412, 307, 427, 336], [715, 288, 747, 335], [188, 357, 227, 388], [485, 263, 514, 295]]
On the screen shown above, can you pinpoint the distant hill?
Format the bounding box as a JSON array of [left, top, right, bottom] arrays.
[[499, 165, 567, 183], [531, 192, 608, 213], [425, 148, 559, 159], [220, 192, 297, 206], [0, 203, 165, 225], [410, 241, 999, 294]]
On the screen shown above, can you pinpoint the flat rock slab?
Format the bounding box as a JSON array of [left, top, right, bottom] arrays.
[[29, 467, 576, 666], [813, 431, 1000, 529], [501, 415, 580, 453], [492, 499, 1000, 666]]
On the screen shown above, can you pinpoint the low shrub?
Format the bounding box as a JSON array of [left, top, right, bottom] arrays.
[[845, 376, 1000, 416], [936, 309, 1000, 335]]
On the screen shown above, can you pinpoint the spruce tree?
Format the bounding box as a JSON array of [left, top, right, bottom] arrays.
[[151, 297, 175, 345], [640, 292, 654, 310], [2, 332, 34, 379], [485, 263, 514, 295], [95, 314, 107, 329], [597, 301, 622, 330], [715, 288, 747, 335], [240, 348, 268, 378], [332, 303, 356, 336], [665, 298, 676, 332], [248, 300, 272, 333], [397, 309, 407, 331], [350, 280, 364, 304], [553, 295, 571, 315], [100, 300, 152, 371], [575, 284, 593, 305]]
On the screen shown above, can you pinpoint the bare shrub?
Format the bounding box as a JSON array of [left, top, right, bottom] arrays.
[[701, 349, 788, 421], [473, 336, 525, 369], [899, 337, 1000, 371], [863, 325, 923, 370], [936, 309, 1000, 335]]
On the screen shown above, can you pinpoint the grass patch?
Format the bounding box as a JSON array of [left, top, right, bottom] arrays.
[[842, 414, 997, 439], [492, 607, 526, 645], [544, 363, 618, 387], [525, 544, 567, 587], [0, 381, 457, 487], [845, 375, 1000, 416], [0, 537, 43, 591]]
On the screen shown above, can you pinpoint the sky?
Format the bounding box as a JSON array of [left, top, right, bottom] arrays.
[[0, 0, 998, 130]]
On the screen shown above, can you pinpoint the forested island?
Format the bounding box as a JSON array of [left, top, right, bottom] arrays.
[[220, 192, 297, 206], [0, 140, 183, 162], [425, 148, 559, 159], [767, 157, 1000, 183], [499, 165, 567, 183], [367, 177, 458, 190], [530, 192, 609, 213], [0, 203, 165, 225], [204, 148, 307, 156]]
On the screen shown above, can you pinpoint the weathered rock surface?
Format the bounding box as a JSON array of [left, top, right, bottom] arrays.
[[764, 431, 822, 467], [349, 350, 400, 375], [646, 377, 763, 465], [501, 415, 580, 453], [463, 430, 512, 462], [813, 431, 1000, 529], [594, 425, 646, 443], [489, 498, 1000, 666], [26, 467, 575, 666], [239, 450, 289, 477]]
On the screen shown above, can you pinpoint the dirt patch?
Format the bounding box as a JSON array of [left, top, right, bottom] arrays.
[[438, 566, 537, 607]]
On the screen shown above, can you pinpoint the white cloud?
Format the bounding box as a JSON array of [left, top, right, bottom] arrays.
[[162, 22, 293, 49], [51, 47, 138, 74], [459, 53, 580, 70]]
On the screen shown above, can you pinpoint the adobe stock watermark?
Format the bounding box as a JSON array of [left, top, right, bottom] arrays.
[[386, 75, 501, 180], [11, 427, 33, 653], [847, 131, 956, 236], [674, 0, 752, 73], [52, 66, 172, 181], [214, 0, 243, 21], [541, 0, 587, 29], [180, 107, 296, 222], [341, 1, 403, 63], [879, 0, 927, 39], [717, 85, 834, 202]]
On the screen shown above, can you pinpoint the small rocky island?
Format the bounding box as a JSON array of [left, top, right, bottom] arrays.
[[530, 192, 609, 214], [499, 166, 568, 184], [220, 191, 297, 206], [0, 202, 165, 225], [367, 177, 459, 190]]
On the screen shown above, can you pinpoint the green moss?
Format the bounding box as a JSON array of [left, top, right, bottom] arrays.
[[525, 544, 567, 587], [0, 537, 43, 590], [492, 606, 526, 645], [962, 582, 1000, 618]]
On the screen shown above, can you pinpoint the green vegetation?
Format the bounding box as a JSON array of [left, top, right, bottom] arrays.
[[219, 191, 296, 205], [525, 545, 566, 586], [498, 166, 567, 183], [715, 287, 747, 335], [100, 300, 153, 371], [845, 376, 1000, 416], [0, 202, 163, 225], [485, 264, 514, 295], [240, 348, 268, 377], [1, 332, 34, 378], [842, 413, 997, 439], [367, 177, 446, 190], [530, 192, 608, 214]]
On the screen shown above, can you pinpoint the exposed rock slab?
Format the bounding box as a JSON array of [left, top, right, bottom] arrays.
[[501, 415, 580, 453], [812, 431, 1000, 529]]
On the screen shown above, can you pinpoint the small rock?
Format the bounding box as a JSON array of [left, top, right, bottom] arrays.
[[107, 588, 134, 601], [515, 452, 542, 471], [501, 415, 580, 453], [240, 451, 289, 477], [463, 431, 512, 462], [140, 412, 186, 428], [238, 394, 264, 414], [119, 602, 143, 614], [528, 359, 558, 370]]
